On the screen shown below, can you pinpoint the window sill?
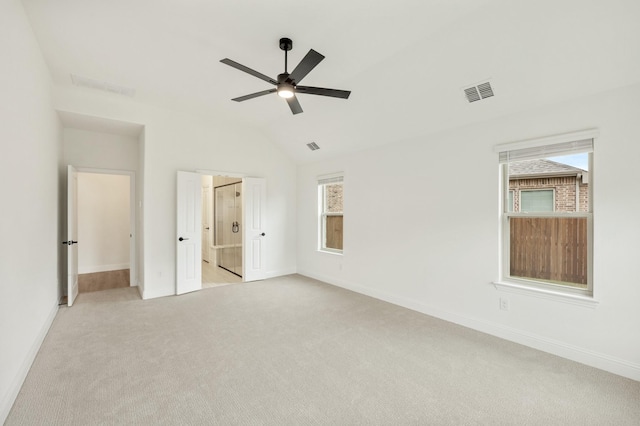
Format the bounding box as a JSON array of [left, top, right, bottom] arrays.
[[493, 280, 599, 308], [318, 249, 343, 256]]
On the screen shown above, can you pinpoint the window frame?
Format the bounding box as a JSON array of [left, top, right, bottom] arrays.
[[495, 130, 596, 302], [318, 174, 344, 255]]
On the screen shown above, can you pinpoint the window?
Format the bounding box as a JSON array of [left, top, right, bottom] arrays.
[[497, 133, 594, 297], [520, 189, 554, 212], [318, 175, 343, 253]]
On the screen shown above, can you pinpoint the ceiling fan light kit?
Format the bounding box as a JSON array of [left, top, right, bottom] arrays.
[[276, 73, 295, 98], [220, 37, 350, 114]]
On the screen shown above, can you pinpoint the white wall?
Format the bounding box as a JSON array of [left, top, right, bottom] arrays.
[[54, 88, 298, 299], [77, 173, 130, 273], [297, 83, 640, 381], [64, 128, 139, 171], [0, 0, 62, 422]]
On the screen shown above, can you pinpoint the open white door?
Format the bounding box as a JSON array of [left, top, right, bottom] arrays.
[[176, 171, 202, 295], [66, 165, 79, 306], [242, 177, 267, 282], [201, 183, 211, 263]]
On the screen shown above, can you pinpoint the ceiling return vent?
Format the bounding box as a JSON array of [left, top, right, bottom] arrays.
[[464, 81, 494, 103], [71, 74, 136, 97], [307, 142, 320, 151]]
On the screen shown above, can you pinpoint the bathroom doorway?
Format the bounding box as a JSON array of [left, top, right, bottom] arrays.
[[176, 171, 266, 295], [201, 175, 243, 287]]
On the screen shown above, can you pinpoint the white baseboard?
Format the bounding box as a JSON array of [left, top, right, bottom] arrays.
[[136, 281, 144, 299], [265, 267, 297, 279], [141, 287, 174, 300], [0, 301, 58, 424], [141, 268, 297, 300], [298, 269, 640, 382], [78, 263, 130, 274]]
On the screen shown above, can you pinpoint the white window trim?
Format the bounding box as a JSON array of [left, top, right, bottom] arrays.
[[492, 280, 599, 308], [493, 128, 599, 154], [495, 130, 596, 304], [318, 173, 344, 255]]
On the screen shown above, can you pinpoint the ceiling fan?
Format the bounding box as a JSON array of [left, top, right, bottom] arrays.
[[220, 38, 351, 115]]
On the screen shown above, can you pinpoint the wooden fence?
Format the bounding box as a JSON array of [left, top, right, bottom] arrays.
[[510, 217, 587, 286], [325, 215, 343, 250]]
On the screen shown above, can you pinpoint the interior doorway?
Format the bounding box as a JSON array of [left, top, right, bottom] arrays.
[[201, 175, 243, 288], [76, 169, 136, 294]]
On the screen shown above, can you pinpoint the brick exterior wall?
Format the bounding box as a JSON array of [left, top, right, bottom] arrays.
[[509, 176, 589, 213], [326, 183, 343, 212]]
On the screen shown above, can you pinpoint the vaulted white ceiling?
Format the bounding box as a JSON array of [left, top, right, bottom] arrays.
[[22, 0, 640, 163]]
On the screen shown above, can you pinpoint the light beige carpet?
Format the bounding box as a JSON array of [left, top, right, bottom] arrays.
[[6, 274, 640, 425]]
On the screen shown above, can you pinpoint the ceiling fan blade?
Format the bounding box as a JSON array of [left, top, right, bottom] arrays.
[[286, 95, 303, 115], [220, 58, 277, 85], [296, 86, 351, 99], [288, 49, 324, 84], [232, 89, 277, 102]]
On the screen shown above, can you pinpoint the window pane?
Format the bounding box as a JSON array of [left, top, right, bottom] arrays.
[[521, 190, 553, 212], [509, 153, 589, 213], [324, 215, 343, 250], [509, 217, 587, 288], [324, 183, 343, 213]]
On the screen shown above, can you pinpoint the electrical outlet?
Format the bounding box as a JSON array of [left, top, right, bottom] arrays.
[[499, 297, 510, 311]]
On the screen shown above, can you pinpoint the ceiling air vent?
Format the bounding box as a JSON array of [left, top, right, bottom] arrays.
[[307, 142, 320, 151], [477, 82, 494, 99], [71, 74, 136, 97], [464, 87, 481, 103], [464, 80, 494, 103]]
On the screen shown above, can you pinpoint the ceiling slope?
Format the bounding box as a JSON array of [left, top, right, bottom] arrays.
[[21, 0, 640, 163]]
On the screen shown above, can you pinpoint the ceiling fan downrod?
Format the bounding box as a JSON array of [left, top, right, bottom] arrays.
[[279, 37, 292, 73]]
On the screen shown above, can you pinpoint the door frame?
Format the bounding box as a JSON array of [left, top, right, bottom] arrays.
[[75, 167, 137, 287], [67, 165, 79, 306], [201, 180, 212, 263]]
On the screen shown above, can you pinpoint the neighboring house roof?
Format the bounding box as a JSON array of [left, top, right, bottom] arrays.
[[509, 159, 586, 178]]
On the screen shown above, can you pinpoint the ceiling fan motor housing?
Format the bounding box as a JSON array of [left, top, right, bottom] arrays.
[[278, 73, 293, 85]]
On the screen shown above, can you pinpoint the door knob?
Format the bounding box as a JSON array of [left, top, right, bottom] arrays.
[[179, 237, 189, 242], [260, 233, 265, 236]]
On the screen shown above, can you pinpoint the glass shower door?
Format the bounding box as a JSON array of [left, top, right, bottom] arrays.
[[215, 182, 243, 277]]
